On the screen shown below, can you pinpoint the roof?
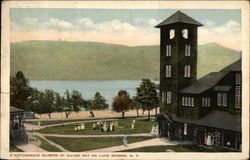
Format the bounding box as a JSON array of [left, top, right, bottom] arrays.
[[213, 86, 232, 92], [174, 110, 241, 132], [179, 72, 227, 94], [10, 106, 24, 113], [155, 11, 203, 28], [220, 59, 241, 72]]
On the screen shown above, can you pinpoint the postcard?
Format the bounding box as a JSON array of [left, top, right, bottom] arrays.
[[1, 1, 249, 159]]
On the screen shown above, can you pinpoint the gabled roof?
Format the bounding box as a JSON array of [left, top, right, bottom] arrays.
[[10, 106, 24, 113], [179, 72, 227, 94], [180, 59, 242, 94], [174, 110, 241, 132], [155, 11, 203, 28], [220, 59, 241, 72]]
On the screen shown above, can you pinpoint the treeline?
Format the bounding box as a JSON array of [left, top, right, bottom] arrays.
[[11, 71, 159, 119]]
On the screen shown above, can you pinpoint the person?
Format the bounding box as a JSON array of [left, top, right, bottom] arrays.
[[93, 123, 96, 130], [123, 133, 128, 147]]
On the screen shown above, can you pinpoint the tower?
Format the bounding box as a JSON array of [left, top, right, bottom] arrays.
[[155, 11, 202, 117]]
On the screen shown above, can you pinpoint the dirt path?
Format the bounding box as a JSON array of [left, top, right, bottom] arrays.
[[87, 138, 191, 152], [30, 132, 153, 138]]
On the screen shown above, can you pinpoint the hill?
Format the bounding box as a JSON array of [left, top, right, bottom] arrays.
[[10, 41, 241, 80]]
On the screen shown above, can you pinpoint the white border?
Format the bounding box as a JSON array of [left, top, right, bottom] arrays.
[[1, 1, 249, 160]]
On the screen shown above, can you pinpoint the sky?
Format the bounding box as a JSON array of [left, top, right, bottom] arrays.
[[10, 9, 241, 50]]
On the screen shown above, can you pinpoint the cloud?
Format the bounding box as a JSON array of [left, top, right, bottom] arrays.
[[11, 17, 241, 50], [24, 17, 38, 25], [135, 17, 162, 26], [46, 18, 73, 28], [199, 20, 241, 50], [203, 19, 215, 26]]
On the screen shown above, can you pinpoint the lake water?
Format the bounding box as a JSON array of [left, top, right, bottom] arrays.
[[30, 80, 159, 109]]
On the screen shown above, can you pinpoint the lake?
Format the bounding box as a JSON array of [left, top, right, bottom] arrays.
[[30, 80, 159, 110]]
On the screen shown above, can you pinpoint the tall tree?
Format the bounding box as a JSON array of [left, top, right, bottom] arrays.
[[90, 92, 109, 111], [135, 79, 159, 120], [36, 90, 58, 119], [112, 90, 133, 118], [132, 96, 141, 117], [62, 90, 85, 118], [10, 71, 33, 110]]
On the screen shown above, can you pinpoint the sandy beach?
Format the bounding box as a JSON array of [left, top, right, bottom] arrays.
[[34, 109, 159, 120]]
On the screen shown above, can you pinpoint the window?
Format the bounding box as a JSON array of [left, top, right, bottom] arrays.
[[217, 93, 222, 106], [166, 91, 171, 104], [235, 86, 242, 108], [185, 44, 191, 56], [202, 97, 211, 107], [182, 29, 188, 39], [182, 96, 194, 107], [161, 91, 166, 103], [166, 65, 172, 77], [217, 92, 227, 107], [236, 73, 242, 84], [184, 65, 191, 78], [166, 45, 171, 56], [223, 93, 227, 106], [170, 29, 175, 39]]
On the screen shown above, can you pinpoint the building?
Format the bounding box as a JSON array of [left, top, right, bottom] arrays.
[[156, 11, 242, 151], [10, 106, 28, 145]]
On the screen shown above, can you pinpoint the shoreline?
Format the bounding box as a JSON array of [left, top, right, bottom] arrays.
[[31, 109, 159, 120]]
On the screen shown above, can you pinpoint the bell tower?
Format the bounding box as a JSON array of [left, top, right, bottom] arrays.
[[155, 11, 202, 117]]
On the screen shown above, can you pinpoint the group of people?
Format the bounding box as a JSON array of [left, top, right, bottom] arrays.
[[74, 122, 85, 131], [93, 120, 118, 132]]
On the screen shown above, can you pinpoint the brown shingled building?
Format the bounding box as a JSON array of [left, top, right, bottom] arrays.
[[156, 11, 242, 151]]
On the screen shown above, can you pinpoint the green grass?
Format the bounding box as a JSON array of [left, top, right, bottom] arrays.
[[34, 136, 62, 152], [25, 119, 85, 126], [9, 144, 23, 152], [46, 136, 152, 152], [38, 119, 156, 135], [121, 145, 235, 152]]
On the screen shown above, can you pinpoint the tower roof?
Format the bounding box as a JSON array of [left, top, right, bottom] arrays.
[[155, 11, 203, 28]]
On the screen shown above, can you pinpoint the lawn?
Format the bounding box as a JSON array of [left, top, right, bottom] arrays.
[[25, 119, 85, 126], [38, 119, 156, 135], [9, 144, 23, 152], [34, 136, 62, 152], [121, 145, 235, 152], [46, 136, 153, 152]]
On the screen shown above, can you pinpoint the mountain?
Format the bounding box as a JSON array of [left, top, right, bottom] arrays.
[[10, 41, 241, 81]]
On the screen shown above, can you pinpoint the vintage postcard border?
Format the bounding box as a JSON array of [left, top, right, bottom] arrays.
[[1, 1, 249, 159]]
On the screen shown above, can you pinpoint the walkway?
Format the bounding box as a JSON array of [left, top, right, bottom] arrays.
[[87, 138, 191, 152], [30, 132, 153, 138], [16, 143, 47, 152], [25, 117, 147, 131]]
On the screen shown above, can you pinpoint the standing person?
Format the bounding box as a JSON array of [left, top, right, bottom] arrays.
[[123, 133, 128, 147]]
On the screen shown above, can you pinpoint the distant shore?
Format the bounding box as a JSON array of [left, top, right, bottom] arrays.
[[32, 109, 159, 120]]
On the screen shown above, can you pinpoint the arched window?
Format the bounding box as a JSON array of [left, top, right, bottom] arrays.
[[182, 29, 188, 39], [169, 29, 175, 39]]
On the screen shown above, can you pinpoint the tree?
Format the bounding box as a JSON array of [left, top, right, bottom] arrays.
[[90, 92, 108, 111], [135, 79, 159, 120], [35, 90, 58, 119], [10, 71, 33, 110], [61, 90, 85, 118], [112, 90, 133, 118], [132, 96, 142, 117]]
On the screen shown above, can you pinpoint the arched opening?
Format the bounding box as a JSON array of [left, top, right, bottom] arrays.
[[169, 29, 175, 39], [182, 29, 188, 39]]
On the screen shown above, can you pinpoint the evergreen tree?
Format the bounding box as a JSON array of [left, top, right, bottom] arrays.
[[10, 71, 33, 110], [135, 79, 159, 120], [91, 92, 108, 111]]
